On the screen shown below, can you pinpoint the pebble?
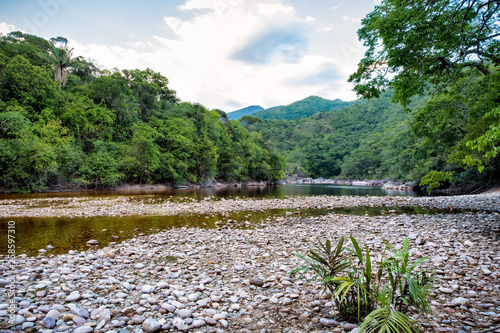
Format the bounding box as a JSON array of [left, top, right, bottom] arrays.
[[142, 317, 161, 333], [172, 317, 188, 331], [141, 285, 155, 293], [65, 291, 80, 302], [0, 192, 498, 333], [320, 318, 339, 327], [41, 316, 56, 328], [73, 327, 93, 333]]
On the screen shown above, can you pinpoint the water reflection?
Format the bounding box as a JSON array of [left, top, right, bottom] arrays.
[[0, 183, 426, 200]]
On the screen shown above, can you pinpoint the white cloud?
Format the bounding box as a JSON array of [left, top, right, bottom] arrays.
[[1, 0, 368, 111], [342, 16, 362, 23], [0, 22, 16, 35]]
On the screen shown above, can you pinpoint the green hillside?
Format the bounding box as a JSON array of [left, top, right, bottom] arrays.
[[252, 96, 354, 120]]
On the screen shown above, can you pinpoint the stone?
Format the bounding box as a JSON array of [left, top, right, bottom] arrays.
[[160, 303, 176, 312], [130, 315, 145, 324], [213, 313, 227, 321], [191, 319, 205, 328], [439, 287, 453, 294], [142, 318, 161, 333], [14, 314, 26, 325], [320, 318, 339, 327], [344, 323, 359, 331], [73, 315, 87, 324], [97, 308, 111, 323], [234, 264, 246, 271], [171, 300, 184, 309], [46, 310, 61, 320], [205, 317, 217, 325], [141, 285, 155, 293], [42, 316, 56, 329], [22, 322, 35, 330], [172, 317, 188, 331], [249, 278, 264, 286], [73, 327, 93, 333], [66, 291, 81, 302], [174, 309, 192, 318], [86, 239, 99, 246], [71, 307, 90, 319], [452, 297, 469, 306]]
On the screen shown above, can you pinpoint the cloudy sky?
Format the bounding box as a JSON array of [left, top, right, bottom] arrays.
[[0, 0, 380, 111]]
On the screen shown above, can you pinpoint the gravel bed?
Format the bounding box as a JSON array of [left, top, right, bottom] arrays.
[[0, 192, 499, 332]]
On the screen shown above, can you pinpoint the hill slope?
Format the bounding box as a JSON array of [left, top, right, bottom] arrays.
[[252, 96, 354, 120], [227, 105, 264, 120], [247, 92, 417, 179]]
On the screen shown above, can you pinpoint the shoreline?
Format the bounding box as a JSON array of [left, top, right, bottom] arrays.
[[0, 193, 499, 332]]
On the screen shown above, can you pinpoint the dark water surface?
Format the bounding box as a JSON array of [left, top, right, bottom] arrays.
[[0, 183, 426, 200], [1, 184, 432, 256]]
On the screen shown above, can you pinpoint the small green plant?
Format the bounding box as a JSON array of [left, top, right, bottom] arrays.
[[292, 236, 435, 331]]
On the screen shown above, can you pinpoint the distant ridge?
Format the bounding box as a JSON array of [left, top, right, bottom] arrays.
[[252, 96, 353, 120], [227, 105, 264, 120]]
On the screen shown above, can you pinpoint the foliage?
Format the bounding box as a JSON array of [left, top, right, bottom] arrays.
[[0, 33, 284, 192], [292, 236, 434, 331], [348, 0, 500, 183], [420, 171, 455, 194], [349, 0, 500, 106]]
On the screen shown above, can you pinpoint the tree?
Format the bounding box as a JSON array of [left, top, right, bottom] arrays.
[[350, 0, 500, 182], [349, 0, 500, 105], [38, 37, 79, 88]]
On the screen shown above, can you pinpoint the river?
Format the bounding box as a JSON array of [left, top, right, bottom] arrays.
[[1, 184, 430, 256]]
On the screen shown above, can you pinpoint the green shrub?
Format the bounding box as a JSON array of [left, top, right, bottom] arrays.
[[292, 236, 435, 331]]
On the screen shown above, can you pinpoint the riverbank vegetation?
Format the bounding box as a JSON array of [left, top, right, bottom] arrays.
[[0, 32, 284, 192]]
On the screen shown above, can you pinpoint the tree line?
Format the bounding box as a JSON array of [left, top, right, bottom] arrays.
[[0, 32, 284, 192]]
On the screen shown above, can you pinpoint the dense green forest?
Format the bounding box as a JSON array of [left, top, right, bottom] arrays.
[[0, 32, 284, 193]]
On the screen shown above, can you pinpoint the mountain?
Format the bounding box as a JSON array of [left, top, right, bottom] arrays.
[[252, 96, 354, 120], [227, 105, 264, 120], [245, 91, 420, 179]]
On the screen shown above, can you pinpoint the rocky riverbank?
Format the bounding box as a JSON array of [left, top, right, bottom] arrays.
[[0, 192, 499, 332], [1, 192, 500, 219]]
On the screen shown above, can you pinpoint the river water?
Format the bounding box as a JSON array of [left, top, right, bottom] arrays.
[[0, 183, 426, 200], [0, 184, 429, 255]]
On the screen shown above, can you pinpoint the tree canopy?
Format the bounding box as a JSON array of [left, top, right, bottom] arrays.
[[348, 0, 500, 189], [0, 31, 284, 192]]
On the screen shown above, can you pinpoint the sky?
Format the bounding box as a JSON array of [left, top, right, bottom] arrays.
[[0, 0, 380, 112]]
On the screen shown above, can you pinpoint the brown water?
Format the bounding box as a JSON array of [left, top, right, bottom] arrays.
[[0, 183, 426, 200], [0, 204, 468, 256]]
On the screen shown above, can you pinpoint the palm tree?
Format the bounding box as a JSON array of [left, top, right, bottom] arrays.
[[39, 37, 78, 88]]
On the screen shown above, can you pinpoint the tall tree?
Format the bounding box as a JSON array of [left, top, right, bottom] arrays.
[[349, 0, 500, 181], [39, 37, 79, 88]]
